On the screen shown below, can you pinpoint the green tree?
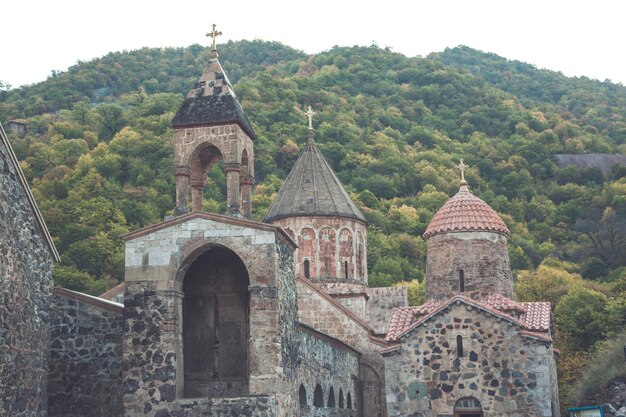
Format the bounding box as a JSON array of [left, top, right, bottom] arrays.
[[555, 287, 608, 350]]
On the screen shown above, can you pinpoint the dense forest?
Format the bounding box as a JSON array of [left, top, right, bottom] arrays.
[[1, 40, 625, 411]]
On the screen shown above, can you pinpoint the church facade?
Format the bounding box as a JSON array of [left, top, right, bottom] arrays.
[[0, 30, 560, 417]]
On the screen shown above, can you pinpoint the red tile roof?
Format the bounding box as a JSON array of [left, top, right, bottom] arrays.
[[385, 300, 442, 342], [519, 301, 552, 332], [423, 185, 510, 239], [482, 293, 527, 314], [385, 295, 552, 344]]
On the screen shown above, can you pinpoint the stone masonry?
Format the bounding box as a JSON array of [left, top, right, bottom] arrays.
[[272, 216, 369, 318], [121, 212, 300, 417], [383, 301, 558, 417], [0, 124, 58, 417], [48, 288, 123, 417], [425, 231, 513, 301], [297, 276, 388, 417], [297, 325, 359, 417]]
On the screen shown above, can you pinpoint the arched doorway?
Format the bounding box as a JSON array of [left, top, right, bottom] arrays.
[[454, 397, 482, 417], [182, 246, 249, 398]]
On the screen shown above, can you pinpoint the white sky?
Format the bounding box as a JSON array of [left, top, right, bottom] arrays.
[[2, 0, 625, 88]]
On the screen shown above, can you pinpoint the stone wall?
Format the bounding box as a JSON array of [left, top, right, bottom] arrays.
[[425, 232, 513, 301], [367, 287, 408, 335], [122, 213, 299, 417], [272, 217, 368, 287], [48, 288, 123, 417], [297, 325, 359, 417], [296, 277, 388, 417], [383, 302, 559, 417], [0, 127, 55, 417]]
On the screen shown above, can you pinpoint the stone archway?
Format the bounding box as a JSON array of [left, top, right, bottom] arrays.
[[188, 142, 223, 212], [182, 245, 249, 398]]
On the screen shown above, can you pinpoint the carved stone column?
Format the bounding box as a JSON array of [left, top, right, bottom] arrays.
[[174, 166, 190, 215], [224, 162, 242, 216], [190, 176, 205, 212], [240, 174, 254, 219]]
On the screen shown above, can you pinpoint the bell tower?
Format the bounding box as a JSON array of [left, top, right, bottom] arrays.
[[171, 25, 255, 218]]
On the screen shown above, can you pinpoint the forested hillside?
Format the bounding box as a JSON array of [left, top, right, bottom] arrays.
[[1, 41, 625, 410]]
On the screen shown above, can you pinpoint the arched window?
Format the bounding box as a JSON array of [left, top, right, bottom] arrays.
[[457, 335, 464, 357], [454, 397, 482, 415], [344, 261, 349, 280], [313, 384, 324, 407], [299, 384, 307, 407], [459, 269, 465, 292], [182, 246, 249, 398], [347, 392, 352, 409], [304, 259, 310, 278], [328, 386, 336, 407], [338, 389, 344, 408]]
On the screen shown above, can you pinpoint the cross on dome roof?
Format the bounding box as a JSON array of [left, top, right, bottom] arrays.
[[206, 24, 222, 50], [305, 106, 316, 130], [456, 159, 468, 185]]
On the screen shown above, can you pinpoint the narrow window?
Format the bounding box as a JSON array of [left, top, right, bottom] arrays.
[[459, 269, 465, 292], [304, 259, 310, 278], [457, 335, 464, 357], [328, 386, 336, 407], [347, 392, 352, 409], [339, 389, 344, 408], [299, 384, 307, 407], [344, 261, 349, 280], [313, 384, 324, 407]]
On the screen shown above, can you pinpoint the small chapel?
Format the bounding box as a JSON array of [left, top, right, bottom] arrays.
[[0, 27, 560, 417]]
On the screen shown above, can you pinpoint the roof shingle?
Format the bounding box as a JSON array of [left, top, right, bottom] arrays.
[[264, 134, 366, 223], [423, 185, 509, 239], [385, 295, 552, 343]]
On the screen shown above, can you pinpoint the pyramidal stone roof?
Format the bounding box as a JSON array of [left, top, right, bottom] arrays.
[[264, 132, 367, 223], [423, 183, 509, 239], [172, 54, 256, 140]]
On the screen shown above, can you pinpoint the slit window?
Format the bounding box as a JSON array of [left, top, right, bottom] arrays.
[[457, 335, 464, 357], [459, 269, 465, 292], [313, 384, 324, 407], [299, 384, 307, 407], [304, 259, 310, 278], [344, 261, 349, 280]]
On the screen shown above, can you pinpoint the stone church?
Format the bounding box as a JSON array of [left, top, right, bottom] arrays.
[[0, 32, 560, 417]]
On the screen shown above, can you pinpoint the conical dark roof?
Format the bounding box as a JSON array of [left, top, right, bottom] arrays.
[[264, 133, 366, 223], [172, 56, 256, 140]]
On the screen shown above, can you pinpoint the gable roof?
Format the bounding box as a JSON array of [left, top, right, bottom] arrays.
[[53, 287, 123, 314], [297, 274, 388, 347], [385, 295, 551, 343], [171, 57, 256, 140], [264, 133, 366, 223], [120, 211, 297, 250], [0, 123, 59, 261]]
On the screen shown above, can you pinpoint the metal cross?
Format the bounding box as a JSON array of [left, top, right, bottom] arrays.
[[206, 24, 222, 50], [456, 159, 468, 182], [305, 106, 316, 130]]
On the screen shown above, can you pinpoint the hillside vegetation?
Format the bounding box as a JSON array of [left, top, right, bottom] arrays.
[[1, 41, 625, 410]]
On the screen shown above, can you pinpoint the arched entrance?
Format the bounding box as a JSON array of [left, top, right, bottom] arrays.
[[182, 246, 249, 398], [454, 397, 483, 417]]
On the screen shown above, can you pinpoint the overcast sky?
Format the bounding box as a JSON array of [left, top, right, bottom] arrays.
[[2, 0, 625, 88]]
